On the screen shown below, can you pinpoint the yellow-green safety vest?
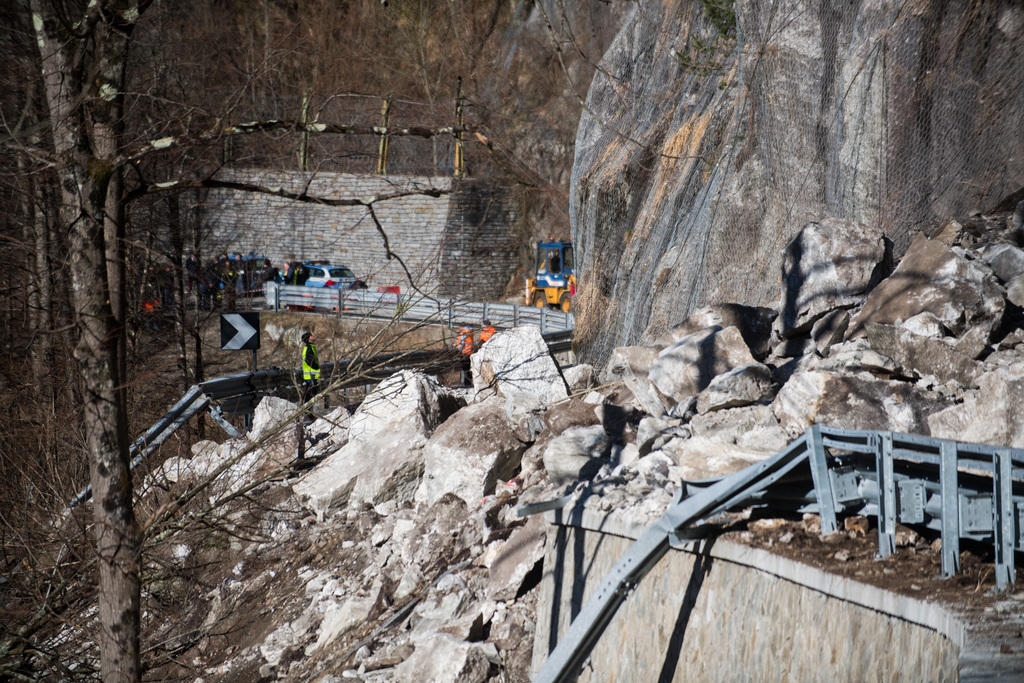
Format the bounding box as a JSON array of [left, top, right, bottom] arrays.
[[302, 343, 320, 380]]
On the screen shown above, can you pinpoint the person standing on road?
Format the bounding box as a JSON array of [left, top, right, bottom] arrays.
[[301, 331, 321, 401], [456, 325, 474, 355], [479, 319, 496, 345]]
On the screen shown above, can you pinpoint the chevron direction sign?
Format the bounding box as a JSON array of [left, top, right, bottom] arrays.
[[220, 312, 260, 350]]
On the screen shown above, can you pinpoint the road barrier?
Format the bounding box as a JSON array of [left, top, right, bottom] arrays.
[[264, 282, 575, 335]]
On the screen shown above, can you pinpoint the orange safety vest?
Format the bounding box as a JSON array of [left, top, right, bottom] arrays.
[[479, 326, 496, 343], [456, 327, 473, 354]]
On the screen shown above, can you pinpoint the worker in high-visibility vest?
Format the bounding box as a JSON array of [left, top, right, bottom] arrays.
[[456, 326, 474, 355], [301, 331, 320, 400], [479, 319, 496, 344]]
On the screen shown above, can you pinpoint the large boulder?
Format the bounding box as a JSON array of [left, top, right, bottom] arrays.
[[304, 405, 352, 459], [647, 326, 758, 411], [928, 364, 1024, 447], [486, 514, 547, 601], [863, 322, 981, 387], [348, 370, 462, 442], [695, 363, 775, 414], [248, 396, 297, 443], [772, 370, 947, 437], [983, 242, 1024, 283], [848, 234, 1004, 340], [542, 425, 610, 485], [391, 634, 492, 683], [653, 303, 777, 361], [689, 404, 789, 454], [660, 436, 777, 480], [471, 325, 568, 404], [294, 371, 458, 518], [777, 218, 888, 336], [415, 402, 527, 508], [599, 345, 664, 415]]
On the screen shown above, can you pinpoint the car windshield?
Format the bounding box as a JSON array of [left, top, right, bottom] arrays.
[[328, 267, 354, 278]]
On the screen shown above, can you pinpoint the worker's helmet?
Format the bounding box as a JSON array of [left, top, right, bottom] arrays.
[[483, 319, 492, 326]]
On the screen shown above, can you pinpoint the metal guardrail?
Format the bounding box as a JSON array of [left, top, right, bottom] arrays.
[[70, 328, 571, 507], [531, 424, 1024, 683], [264, 282, 575, 335]]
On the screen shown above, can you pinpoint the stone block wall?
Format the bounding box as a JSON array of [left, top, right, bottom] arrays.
[[197, 169, 520, 300], [534, 522, 960, 681]]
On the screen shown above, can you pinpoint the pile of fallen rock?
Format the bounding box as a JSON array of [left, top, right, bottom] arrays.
[[146, 213, 1024, 681]]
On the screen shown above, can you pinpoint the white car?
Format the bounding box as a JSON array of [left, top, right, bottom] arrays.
[[302, 263, 364, 289]]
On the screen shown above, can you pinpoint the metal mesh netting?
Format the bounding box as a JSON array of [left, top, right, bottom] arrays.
[[570, 0, 1024, 363]]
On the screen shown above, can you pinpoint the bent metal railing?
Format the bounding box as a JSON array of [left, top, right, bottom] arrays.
[[264, 282, 575, 335], [529, 425, 1024, 683], [70, 329, 574, 508]]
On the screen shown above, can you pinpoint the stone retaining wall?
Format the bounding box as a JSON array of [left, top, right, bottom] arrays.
[[196, 169, 520, 300], [533, 517, 961, 681]]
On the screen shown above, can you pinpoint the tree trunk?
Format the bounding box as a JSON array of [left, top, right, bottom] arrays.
[[168, 195, 189, 391], [31, 2, 142, 680]]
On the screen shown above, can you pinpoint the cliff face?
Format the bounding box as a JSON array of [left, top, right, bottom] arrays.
[[571, 0, 1024, 365]]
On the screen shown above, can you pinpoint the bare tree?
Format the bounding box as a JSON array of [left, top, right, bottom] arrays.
[[29, 1, 149, 679]]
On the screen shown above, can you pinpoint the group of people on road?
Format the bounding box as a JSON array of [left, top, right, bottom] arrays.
[[456, 319, 497, 355], [185, 251, 279, 311]]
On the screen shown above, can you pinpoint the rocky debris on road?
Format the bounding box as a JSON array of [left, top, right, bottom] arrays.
[[127, 210, 1024, 682]]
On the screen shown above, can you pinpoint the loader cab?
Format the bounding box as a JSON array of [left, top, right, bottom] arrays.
[[527, 240, 575, 312]]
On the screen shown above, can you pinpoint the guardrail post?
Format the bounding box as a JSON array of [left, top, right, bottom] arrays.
[[994, 448, 1014, 589], [540, 306, 548, 335], [807, 425, 838, 534], [273, 284, 280, 312], [939, 441, 960, 577], [338, 288, 343, 316], [482, 302, 489, 324], [875, 432, 896, 559], [513, 304, 520, 327]]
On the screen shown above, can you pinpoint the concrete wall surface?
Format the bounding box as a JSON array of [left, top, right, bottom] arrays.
[[197, 170, 520, 300], [533, 522, 961, 682]]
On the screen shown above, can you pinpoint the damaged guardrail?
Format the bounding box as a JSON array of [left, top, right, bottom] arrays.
[[532, 425, 1024, 683]]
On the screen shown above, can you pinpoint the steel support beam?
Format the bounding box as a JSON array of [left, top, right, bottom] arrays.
[[876, 432, 896, 559], [807, 425, 838, 533], [940, 441, 960, 577], [994, 449, 1015, 590]]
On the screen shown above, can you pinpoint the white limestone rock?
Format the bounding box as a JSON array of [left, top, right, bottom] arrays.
[[849, 234, 1004, 339], [562, 363, 595, 394], [415, 402, 526, 508], [777, 218, 887, 335], [294, 370, 453, 518], [304, 405, 351, 458], [248, 396, 297, 443], [542, 425, 610, 485], [772, 370, 946, 437], [600, 345, 664, 415], [689, 404, 790, 453], [486, 514, 546, 601], [470, 325, 569, 404], [927, 364, 1024, 447], [391, 634, 492, 683], [695, 363, 775, 413], [659, 436, 776, 480], [648, 326, 758, 410]]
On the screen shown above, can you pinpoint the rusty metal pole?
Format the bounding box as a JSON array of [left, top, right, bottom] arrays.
[[376, 95, 392, 175], [299, 92, 310, 172], [453, 76, 464, 178]]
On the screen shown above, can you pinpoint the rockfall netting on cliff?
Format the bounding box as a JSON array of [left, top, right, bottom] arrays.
[[570, 0, 1024, 365]]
